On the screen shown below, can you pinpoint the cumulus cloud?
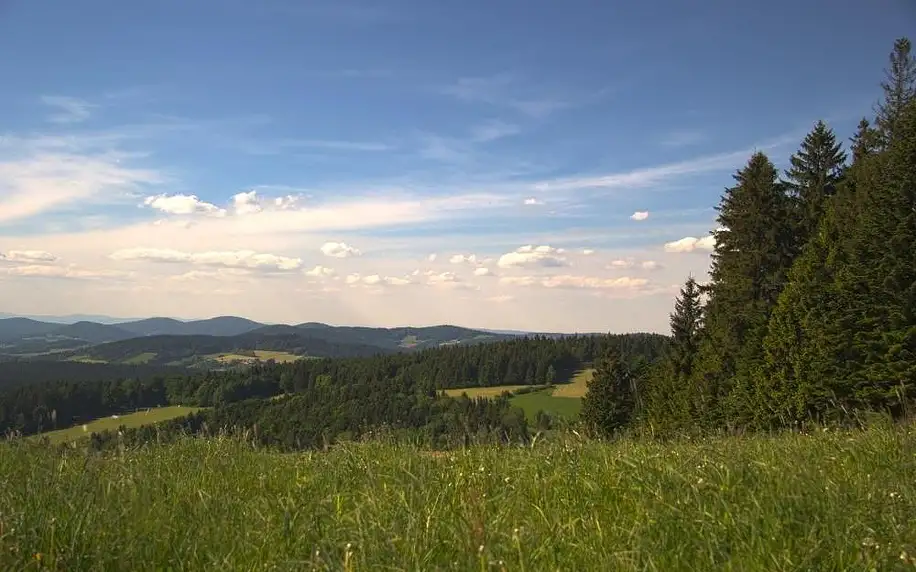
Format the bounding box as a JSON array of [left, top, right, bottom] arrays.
[[0, 250, 57, 263], [232, 191, 263, 216], [582, 249, 595, 255], [630, 211, 649, 221], [320, 241, 361, 258], [305, 265, 335, 278], [609, 259, 634, 269], [427, 253, 438, 262], [641, 260, 663, 270], [143, 194, 224, 216], [523, 197, 544, 206], [473, 267, 494, 277], [497, 245, 567, 268], [344, 272, 413, 287], [449, 253, 478, 265], [109, 247, 302, 270], [664, 235, 716, 253]]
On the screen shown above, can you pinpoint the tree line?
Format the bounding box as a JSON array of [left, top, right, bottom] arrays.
[[582, 38, 916, 437], [3, 332, 667, 445]]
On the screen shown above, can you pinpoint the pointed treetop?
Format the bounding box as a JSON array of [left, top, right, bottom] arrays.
[[876, 37, 916, 143]]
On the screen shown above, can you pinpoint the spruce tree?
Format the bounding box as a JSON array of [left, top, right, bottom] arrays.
[[876, 38, 916, 145], [580, 350, 636, 437], [689, 152, 795, 427], [644, 277, 703, 432], [782, 121, 846, 250]]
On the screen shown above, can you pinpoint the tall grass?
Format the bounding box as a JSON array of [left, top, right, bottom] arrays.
[[1, 427, 914, 570]]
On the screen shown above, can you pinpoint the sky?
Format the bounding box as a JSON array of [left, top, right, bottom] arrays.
[[0, 0, 913, 333]]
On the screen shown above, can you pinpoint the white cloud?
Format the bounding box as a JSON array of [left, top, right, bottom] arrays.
[[0, 250, 57, 263], [641, 260, 662, 271], [498, 276, 537, 287], [582, 249, 595, 255], [232, 191, 263, 216], [426, 271, 459, 285], [320, 241, 361, 258], [144, 194, 224, 216], [0, 150, 163, 224], [630, 211, 649, 221], [609, 259, 634, 269], [473, 267, 494, 277], [497, 245, 567, 268], [109, 247, 302, 270], [41, 95, 96, 124], [305, 265, 335, 277], [345, 272, 413, 287], [427, 253, 438, 262], [523, 197, 544, 206], [0, 264, 129, 280], [449, 253, 478, 265], [664, 236, 716, 253], [170, 268, 252, 282], [541, 275, 650, 290]]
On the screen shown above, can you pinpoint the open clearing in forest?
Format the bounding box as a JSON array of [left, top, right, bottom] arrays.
[[442, 368, 595, 420], [442, 385, 536, 398], [209, 350, 302, 364], [551, 367, 594, 398], [32, 406, 203, 444]]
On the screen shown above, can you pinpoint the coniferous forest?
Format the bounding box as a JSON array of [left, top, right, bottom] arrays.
[[583, 37, 916, 438]]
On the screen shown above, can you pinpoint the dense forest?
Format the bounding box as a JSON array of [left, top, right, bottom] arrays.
[[582, 38, 916, 437], [2, 333, 667, 446]]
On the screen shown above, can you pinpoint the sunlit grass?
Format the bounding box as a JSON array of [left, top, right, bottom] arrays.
[[442, 385, 538, 398], [30, 406, 203, 444], [2, 426, 913, 570], [552, 367, 594, 398]]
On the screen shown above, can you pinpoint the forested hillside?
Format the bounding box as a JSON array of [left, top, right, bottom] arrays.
[[582, 38, 916, 437], [2, 333, 667, 446]]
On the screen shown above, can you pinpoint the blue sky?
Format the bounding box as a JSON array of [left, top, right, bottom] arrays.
[[0, 0, 912, 332]]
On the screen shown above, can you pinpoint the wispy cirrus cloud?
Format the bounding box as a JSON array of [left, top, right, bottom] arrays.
[[0, 147, 163, 225], [41, 95, 97, 124], [659, 129, 707, 148], [439, 73, 608, 118], [109, 247, 303, 270]]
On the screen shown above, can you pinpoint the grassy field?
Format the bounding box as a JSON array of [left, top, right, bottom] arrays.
[[210, 350, 302, 364], [65, 355, 107, 364], [31, 405, 202, 444], [510, 388, 583, 420], [445, 368, 595, 421], [122, 351, 157, 364], [1, 427, 914, 570], [442, 385, 539, 398], [552, 367, 594, 398]]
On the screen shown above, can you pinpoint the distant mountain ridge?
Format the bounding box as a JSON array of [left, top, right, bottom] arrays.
[[0, 315, 532, 362]]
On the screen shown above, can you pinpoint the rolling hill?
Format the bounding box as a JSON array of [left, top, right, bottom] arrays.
[[0, 315, 520, 364]]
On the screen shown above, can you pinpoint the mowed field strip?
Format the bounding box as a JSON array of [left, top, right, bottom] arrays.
[[210, 350, 302, 363], [33, 406, 203, 444], [442, 368, 595, 420]]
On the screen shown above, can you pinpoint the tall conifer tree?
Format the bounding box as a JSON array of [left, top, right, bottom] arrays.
[[690, 152, 795, 427]]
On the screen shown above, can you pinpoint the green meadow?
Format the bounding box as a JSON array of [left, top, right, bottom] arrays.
[[31, 406, 203, 444], [1, 426, 914, 570]]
